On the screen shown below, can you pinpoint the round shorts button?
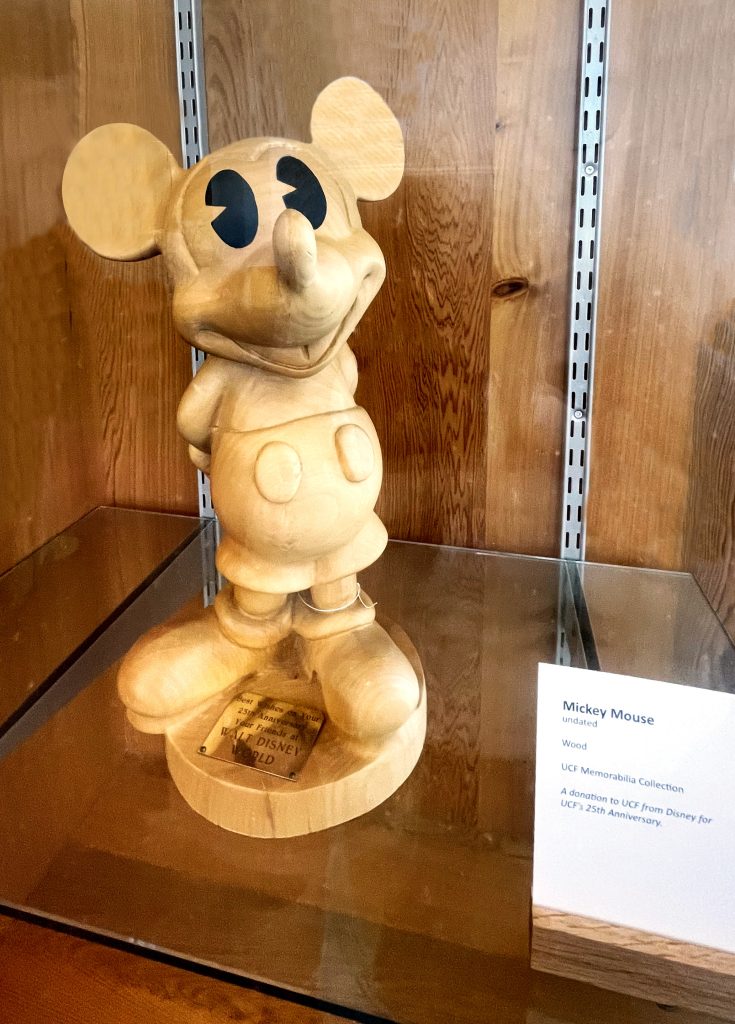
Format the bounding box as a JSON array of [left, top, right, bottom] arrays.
[[254, 442, 302, 503], [335, 424, 375, 482]]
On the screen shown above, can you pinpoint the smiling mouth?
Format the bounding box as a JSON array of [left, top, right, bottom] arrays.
[[236, 293, 361, 377]]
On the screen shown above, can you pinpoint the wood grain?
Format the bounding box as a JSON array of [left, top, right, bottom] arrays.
[[486, 0, 578, 555], [202, 0, 576, 554], [588, 1, 735, 576], [6, 901, 720, 1024], [63, 235, 196, 513], [0, 917, 342, 1024], [67, 0, 196, 515], [0, 1, 101, 574], [0, 0, 196, 578], [533, 906, 735, 1022], [682, 308, 735, 642]]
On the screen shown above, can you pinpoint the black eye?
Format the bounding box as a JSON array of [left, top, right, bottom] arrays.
[[205, 169, 258, 248], [276, 156, 327, 230]]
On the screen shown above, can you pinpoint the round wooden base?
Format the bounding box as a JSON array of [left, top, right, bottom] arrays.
[[165, 624, 426, 838]]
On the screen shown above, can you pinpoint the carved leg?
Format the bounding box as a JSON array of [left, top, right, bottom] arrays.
[[311, 575, 360, 609], [215, 585, 293, 648], [118, 584, 293, 734], [294, 574, 420, 740]]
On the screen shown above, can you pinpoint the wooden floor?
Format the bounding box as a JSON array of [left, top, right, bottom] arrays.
[[0, 917, 341, 1024]]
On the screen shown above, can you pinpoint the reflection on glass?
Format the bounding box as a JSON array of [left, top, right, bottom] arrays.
[[0, 508, 201, 729], [0, 524, 733, 1024]]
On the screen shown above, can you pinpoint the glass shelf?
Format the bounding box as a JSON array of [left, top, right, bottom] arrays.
[[0, 510, 732, 1024], [0, 507, 204, 752]]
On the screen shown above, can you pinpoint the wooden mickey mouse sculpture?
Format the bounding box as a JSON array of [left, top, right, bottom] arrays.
[[62, 77, 426, 837]]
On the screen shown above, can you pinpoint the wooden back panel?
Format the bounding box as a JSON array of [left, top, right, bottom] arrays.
[[65, 1, 195, 517], [0, 0, 196, 576], [587, 8, 729, 552], [0, 2, 101, 573], [585, 0, 735, 640]]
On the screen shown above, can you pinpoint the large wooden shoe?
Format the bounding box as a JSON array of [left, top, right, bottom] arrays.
[[118, 605, 270, 733], [298, 620, 421, 740]]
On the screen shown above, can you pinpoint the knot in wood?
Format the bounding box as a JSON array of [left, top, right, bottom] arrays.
[[491, 277, 529, 300]]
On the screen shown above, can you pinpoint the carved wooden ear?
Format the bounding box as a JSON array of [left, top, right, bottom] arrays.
[[310, 78, 404, 201], [62, 124, 182, 261]]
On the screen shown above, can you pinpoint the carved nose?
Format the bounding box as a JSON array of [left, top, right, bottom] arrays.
[[273, 208, 318, 292]]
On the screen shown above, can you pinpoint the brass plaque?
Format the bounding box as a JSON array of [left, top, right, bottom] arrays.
[[198, 691, 324, 781]]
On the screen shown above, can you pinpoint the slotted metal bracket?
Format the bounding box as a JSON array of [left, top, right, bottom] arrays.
[[555, 562, 598, 671], [560, 0, 611, 561], [173, 0, 214, 522], [174, 0, 221, 605], [556, 0, 611, 665]]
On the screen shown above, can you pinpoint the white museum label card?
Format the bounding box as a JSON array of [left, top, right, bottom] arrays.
[[534, 664, 735, 953]]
